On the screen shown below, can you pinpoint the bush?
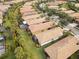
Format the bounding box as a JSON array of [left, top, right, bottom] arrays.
[[15, 47, 27, 59]]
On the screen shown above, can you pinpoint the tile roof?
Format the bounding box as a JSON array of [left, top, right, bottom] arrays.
[[23, 1, 35, 6], [75, 3, 79, 7], [22, 11, 37, 16], [29, 21, 55, 34], [35, 27, 63, 45], [24, 17, 46, 25], [60, 10, 75, 14], [47, 1, 67, 6], [70, 13, 79, 19], [20, 6, 34, 14], [22, 14, 41, 20], [45, 36, 79, 59], [48, 5, 59, 10], [0, 4, 10, 12]]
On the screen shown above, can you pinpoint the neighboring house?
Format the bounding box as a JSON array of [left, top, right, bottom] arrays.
[[0, 4, 10, 25], [23, 1, 35, 6], [75, 3, 79, 8], [47, 1, 67, 6], [24, 17, 46, 25], [48, 5, 59, 10], [22, 14, 41, 20], [60, 10, 75, 14], [45, 36, 79, 59], [29, 21, 55, 34], [0, 4, 10, 12], [21, 10, 36, 16], [34, 27, 64, 46], [70, 13, 79, 19], [70, 13, 79, 23], [22, 11, 37, 16], [20, 6, 34, 14]]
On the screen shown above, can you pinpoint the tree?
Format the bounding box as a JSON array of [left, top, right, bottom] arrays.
[[15, 47, 27, 59]]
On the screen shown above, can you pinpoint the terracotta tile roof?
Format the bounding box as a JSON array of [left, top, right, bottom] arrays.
[[61, 10, 75, 14], [0, 11, 3, 19], [70, 13, 79, 19], [45, 36, 79, 59], [25, 17, 46, 25], [35, 27, 63, 45], [75, 3, 79, 7], [22, 11, 37, 16], [0, 4, 10, 12], [20, 6, 33, 10], [29, 21, 55, 34], [23, 1, 35, 6], [48, 5, 59, 9], [45, 36, 74, 49], [22, 14, 41, 20], [47, 1, 67, 6], [20, 6, 35, 14]]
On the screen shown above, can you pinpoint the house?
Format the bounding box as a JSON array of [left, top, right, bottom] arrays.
[[20, 6, 33, 11], [23, 1, 35, 6], [47, 1, 67, 6], [69, 13, 79, 23], [75, 3, 79, 8], [20, 6, 33, 10], [3, 1, 14, 5], [0, 4, 10, 25], [22, 14, 41, 20], [20, 6, 34, 14], [48, 5, 59, 10], [22, 11, 37, 16], [34, 27, 64, 46], [45, 36, 79, 59], [70, 13, 79, 19], [21, 10, 36, 15], [29, 21, 55, 34], [24, 17, 46, 25], [0, 4, 10, 12], [60, 10, 75, 14]]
